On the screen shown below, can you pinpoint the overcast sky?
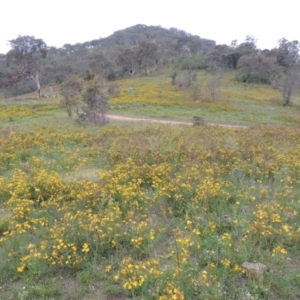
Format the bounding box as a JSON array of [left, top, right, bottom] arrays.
[[1, 0, 299, 54]]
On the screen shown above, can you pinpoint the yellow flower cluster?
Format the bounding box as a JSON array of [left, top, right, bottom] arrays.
[[272, 245, 288, 257], [0, 104, 59, 119], [115, 257, 162, 291], [159, 282, 185, 300]]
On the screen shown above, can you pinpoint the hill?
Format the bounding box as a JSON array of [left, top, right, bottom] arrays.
[[77, 24, 215, 50], [0, 24, 216, 98], [1, 24, 299, 106]]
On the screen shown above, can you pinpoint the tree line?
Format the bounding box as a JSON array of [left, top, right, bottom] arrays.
[[0, 25, 300, 105]]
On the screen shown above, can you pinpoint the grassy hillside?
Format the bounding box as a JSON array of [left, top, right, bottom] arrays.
[[2, 70, 300, 127], [108, 71, 300, 126], [0, 72, 300, 299]]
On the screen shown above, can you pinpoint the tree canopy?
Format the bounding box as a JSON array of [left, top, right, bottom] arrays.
[[6, 35, 47, 97]]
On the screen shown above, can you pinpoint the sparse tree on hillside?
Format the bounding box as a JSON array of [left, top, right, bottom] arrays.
[[176, 36, 193, 57], [0, 54, 7, 89], [225, 52, 242, 69], [206, 44, 231, 69], [63, 43, 74, 54], [137, 40, 158, 74], [236, 35, 257, 57], [80, 78, 109, 124], [60, 76, 82, 117], [237, 54, 280, 83], [277, 38, 299, 69], [87, 51, 114, 75], [175, 35, 207, 57], [117, 48, 139, 76], [277, 68, 300, 106], [173, 70, 197, 89], [206, 70, 223, 101], [6, 35, 47, 98]]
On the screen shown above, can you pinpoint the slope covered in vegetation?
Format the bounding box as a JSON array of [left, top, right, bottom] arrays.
[[0, 84, 300, 299]]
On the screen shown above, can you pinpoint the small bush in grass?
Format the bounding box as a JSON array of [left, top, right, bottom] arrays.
[[193, 116, 205, 126]]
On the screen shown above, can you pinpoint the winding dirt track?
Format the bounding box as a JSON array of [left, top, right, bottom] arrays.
[[107, 114, 248, 129]]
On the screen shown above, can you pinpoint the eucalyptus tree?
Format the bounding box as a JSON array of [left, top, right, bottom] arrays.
[[7, 35, 47, 97]]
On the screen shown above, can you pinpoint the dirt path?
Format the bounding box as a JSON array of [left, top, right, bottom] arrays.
[[107, 114, 248, 129]]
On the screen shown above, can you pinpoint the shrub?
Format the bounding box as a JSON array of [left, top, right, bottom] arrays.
[[192, 116, 205, 126], [79, 78, 109, 125]]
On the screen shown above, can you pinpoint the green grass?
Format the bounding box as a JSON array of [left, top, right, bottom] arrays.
[[1, 70, 300, 127], [109, 101, 300, 126], [107, 71, 300, 126]]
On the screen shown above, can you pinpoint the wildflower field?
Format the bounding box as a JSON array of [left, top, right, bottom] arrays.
[[0, 112, 300, 299], [0, 73, 300, 299]]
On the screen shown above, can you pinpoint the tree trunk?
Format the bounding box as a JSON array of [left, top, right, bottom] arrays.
[[284, 95, 291, 106], [130, 63, 136, 76], [67, 104, 72, 117], [29, 72, 41, 98]]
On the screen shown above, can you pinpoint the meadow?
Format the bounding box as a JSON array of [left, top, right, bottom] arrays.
[[107, 72, 300, 126], [0, 72, 300, 299]]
